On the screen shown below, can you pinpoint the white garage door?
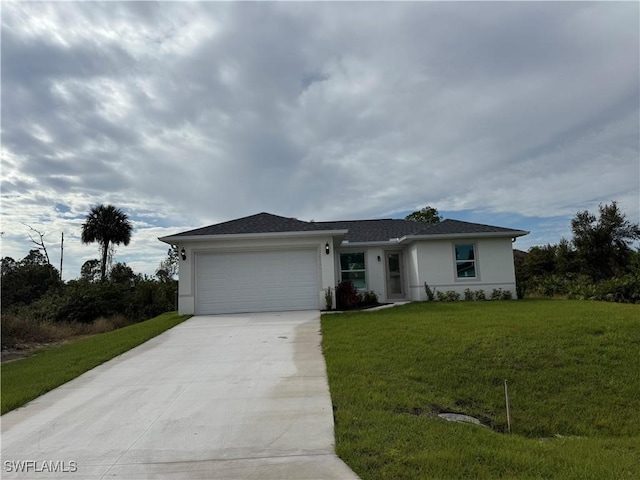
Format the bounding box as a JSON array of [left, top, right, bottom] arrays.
[[195, 249, 320, 314]]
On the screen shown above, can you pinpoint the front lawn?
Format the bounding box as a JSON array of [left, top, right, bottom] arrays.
[[1, 311, 190, 415], [322, 300, 640, 479]]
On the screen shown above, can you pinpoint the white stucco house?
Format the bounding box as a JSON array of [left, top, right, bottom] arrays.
[[159, 212, 529, 315]]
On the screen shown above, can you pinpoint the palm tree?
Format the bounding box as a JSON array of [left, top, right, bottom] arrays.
[[81, 204, 133, 281]]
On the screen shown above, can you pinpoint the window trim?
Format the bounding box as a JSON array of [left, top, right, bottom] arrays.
[[339, 251, 367, 290], [453, 243, 479, 281]]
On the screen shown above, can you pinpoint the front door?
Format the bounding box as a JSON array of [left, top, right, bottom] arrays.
[[385, 251, 404, 299]]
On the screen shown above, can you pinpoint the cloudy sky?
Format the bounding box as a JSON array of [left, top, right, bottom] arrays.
[[2, 1, 638, 280]]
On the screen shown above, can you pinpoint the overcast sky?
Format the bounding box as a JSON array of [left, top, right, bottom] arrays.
[[2, 1, 638, 280]]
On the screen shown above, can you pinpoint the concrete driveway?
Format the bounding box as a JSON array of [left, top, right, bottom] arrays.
[[1, 311, 359, 479]]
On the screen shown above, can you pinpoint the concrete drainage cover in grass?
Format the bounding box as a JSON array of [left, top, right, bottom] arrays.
[[438, 413, 485, 426]]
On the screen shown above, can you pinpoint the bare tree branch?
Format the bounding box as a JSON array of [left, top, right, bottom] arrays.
[[23, 223, 51, 265]]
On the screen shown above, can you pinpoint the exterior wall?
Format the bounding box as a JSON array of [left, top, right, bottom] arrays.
[[366, 249, 386, 298], [406, 243, 421, 301], [176, 235, 338, 315], [176, 234, 517, 314], [335, 246, 411, 302], [411, 237, 517, 300], [335, 247, 387, 300]]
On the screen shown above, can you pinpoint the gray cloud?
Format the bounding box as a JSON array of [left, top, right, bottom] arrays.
[[1, 1, 638, 278]]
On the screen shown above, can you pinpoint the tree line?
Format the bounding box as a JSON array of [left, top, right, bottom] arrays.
[[1, 204, 178, 325], [515, 202, 640, 302]]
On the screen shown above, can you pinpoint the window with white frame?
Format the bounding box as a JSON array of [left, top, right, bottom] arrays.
[[454, 244, 477, 279], [340, 252, 366, 289]]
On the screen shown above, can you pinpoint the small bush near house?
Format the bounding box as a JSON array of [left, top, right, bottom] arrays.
[[361, 291, 379, 306], [429, 288, 512, 302], [334, 283, 381, 310], [336, 280, 361, 310], [424, 283, 436, 301], [436, 290, 460, 302], [500, 289, 513, 300], [324, 287, 333, 310]]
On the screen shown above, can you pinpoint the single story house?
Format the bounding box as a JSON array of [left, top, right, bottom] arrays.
[[159, 212, 529, 315]]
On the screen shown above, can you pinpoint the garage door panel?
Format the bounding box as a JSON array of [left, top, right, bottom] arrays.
[[196, 250, 319, 314]]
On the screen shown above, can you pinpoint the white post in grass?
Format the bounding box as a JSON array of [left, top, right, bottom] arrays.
[[504, 379, 512, 434]]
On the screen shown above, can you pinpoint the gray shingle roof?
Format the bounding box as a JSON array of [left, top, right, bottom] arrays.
[[314, 219, 423, 242], [167, 212, 527, 242], [413, 219, 525, 236], [169, 212, 340, 237], [316, 218, 523, 242]]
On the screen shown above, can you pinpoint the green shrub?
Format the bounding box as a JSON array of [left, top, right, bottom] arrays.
[[132, 280, 175, 319], [361, 291, 379, 306], [500, 289, 513, 300], [565, 275, 598, 300], [528, 274, 571, 297], [463, 288, 474, 301], [18, 279, 177, 325], [474, 289, 486, 301], [62, 281, 129, 323], [525, 273, 640, 304], [336, 281, 360, 310], [325, 287, 333, 310], [593, 274, 640, 303], [424, 283, 436, 301], [436, 290, 460, 302], [490, 288, 513, 300]]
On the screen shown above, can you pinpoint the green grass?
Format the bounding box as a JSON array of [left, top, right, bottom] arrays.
[[1, 311, 190, 415], [322, 300, 640, 479]]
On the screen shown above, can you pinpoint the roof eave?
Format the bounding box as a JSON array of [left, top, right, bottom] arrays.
[[159, 229, 349, 244], [338, 240, 401, 247], [398, 230, 530, 243]]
